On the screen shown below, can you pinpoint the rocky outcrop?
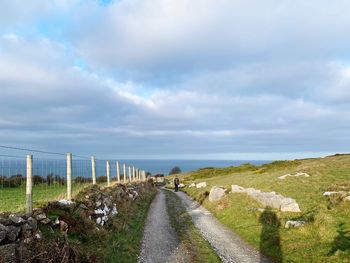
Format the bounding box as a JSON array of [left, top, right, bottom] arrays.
[[231, 185, 301, 212], [188, 183, 196, 188], [278, 172, 310, 180], [209, 187, 226, 202], [196, 182, 207, 188]]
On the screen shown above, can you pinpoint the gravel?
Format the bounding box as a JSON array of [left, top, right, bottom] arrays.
[[138, 189, 190, 263], [175, 190, 272, 263]]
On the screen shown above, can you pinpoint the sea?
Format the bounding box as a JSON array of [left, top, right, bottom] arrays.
[[0, 158, 271, 178]]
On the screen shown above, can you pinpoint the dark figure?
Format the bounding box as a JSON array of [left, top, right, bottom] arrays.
[[174, 177, 180, 192], [259, 209, 283, 263]]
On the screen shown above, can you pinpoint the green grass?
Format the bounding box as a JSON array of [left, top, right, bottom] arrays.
[[173, 154, 350, 262], [103, 188, 157, 263], [164, 189, 221, 263], [0, 183, 95, 212], [23, 184, 157, 262]]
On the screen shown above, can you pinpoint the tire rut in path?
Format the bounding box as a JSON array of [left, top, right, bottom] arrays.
[[174, 190, 272, 263], [138, 189, 190, 263]]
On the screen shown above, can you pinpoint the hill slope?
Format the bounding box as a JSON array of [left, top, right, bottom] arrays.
[[174, 154, 350, 262]]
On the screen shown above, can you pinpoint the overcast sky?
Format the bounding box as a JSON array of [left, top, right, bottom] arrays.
[[1, 0, 350, 160]]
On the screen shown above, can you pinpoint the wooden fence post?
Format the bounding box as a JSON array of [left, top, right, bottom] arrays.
[[128, 166, 131, 182], [26, 154, 33, 215], [132, 166, 135, 181], [66, 153, 72, 200], [116, 161, 120, 183], [123, 163, 126, 183], [91, 156, 96, 185], [106, 160, 110, 187]]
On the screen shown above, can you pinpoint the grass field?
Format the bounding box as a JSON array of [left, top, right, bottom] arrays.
[[170, 154, 350, 262], [0, 182, 101, 212]]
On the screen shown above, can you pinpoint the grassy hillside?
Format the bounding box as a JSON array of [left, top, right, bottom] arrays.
[[171, 154, 350, 263]]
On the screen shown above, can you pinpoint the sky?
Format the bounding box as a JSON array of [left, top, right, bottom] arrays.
[[0, 0, 350, 160]]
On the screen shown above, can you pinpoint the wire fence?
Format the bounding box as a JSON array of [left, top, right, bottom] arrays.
[[0, 147, 147, 214]]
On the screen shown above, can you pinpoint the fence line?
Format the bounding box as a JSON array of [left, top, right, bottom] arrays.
[[0, 152, 148, 214]]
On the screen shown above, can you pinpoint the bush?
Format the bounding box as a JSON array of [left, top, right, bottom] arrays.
[[74, 176, 92, 184], [97, 176, 107, 183], [0, 174, 24, 188], [169, 166, 182, 175]]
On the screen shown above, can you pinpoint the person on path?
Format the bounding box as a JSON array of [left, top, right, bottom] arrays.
[[174, 177, 180, 192]]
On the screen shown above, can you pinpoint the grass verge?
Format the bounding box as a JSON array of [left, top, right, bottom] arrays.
[[173, 154, 350, 263], [164, 189, 221, 263]]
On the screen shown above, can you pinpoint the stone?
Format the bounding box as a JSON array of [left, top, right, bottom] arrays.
[[79, 204, 88, 210], [58, 199, 75, 205], [111, 205, 118, 216], [35, 213, 47, 221], [96, 217, 102, 225], [231, 185, 245, 193], [285, 220, 306, 228], [7, 226, 20, 242], [8, 214, 25, 225], [27, 217, 37, 231], [34, 230, 42, 240], [21, 223, 33, 238], [209, 187, 226, 202], [0, 243, 17, 263], [0, 217, 12, 226], [189, 183, 196, 188], [96, 201, 102, 207], [59, 221, 68, 232], [231, 184, 301, 212], [178, 184, 185, 188], [0, 230, 6, 242], [40, 218, 51, 225], [196, 182, 207, 188]]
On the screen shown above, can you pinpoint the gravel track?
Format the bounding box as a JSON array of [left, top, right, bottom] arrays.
[[174, 190, 272, 263], [138, 189, 190, 263]]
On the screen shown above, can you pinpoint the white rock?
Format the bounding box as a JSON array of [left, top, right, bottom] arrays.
[[111, 205, 118, 216], [196, 182, 207, 188], [231, 185, 245, 193], [209, 187, 226, 202], [96, 217, 102, 225], [323, 191, 346, 196], [285, 220, 306, 228], [231, 184, 301, 212], [94, 208, 104, 215], [189, 183, 196, 188], [59, 199, 75, 205], [278, 172, 310, 180], [102, 216, 108, 222], [178, 183, 185, 188]]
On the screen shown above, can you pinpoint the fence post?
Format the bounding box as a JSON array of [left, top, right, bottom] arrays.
[[67, 153, 72, 200], [128, 166, 131, 182], [116, 161, 120, 183], [132, 166, 135, 181], [26, 154, 33, 215], [91, 156, 96, 185], [123, 163, 126, 183], [106, 160, 110, 187]]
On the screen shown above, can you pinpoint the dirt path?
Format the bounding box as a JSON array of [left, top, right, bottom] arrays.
[[138, 189, 190, 263], [175, 190, 272, 263]]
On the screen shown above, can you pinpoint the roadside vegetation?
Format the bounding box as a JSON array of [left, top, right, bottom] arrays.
[[164, 189, 221, 263], [22, 183, 157, 262], [170, 154, 350, 262]]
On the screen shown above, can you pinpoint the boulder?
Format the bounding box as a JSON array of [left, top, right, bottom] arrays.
[[231, 185, 301, 212], [285, 220, 306, 228], [196, 182, 207, 188], [209, 187, 226, 202], [231, 185, 245, 193], [8, 215, 25, 225]]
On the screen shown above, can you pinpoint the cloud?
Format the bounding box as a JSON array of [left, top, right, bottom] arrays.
[[1, 1, 350, 159]]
